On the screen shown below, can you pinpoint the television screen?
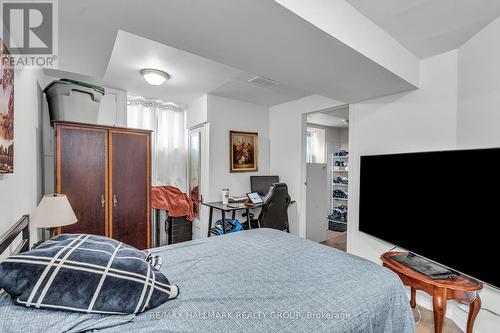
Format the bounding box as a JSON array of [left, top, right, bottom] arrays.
[[359, 148, 500, 288]]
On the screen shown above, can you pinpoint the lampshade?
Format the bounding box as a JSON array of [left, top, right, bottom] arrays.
[[31, 194, 78, 228]]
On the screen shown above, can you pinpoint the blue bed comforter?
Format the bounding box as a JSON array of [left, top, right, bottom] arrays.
[[0, 229, 415, 333]]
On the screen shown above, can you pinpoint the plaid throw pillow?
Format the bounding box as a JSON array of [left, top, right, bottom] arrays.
[[0, 234, 178, 314]]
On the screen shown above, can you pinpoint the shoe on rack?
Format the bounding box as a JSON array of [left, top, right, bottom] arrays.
[[332, 190, 348, 198], [334, 150, 349, 157]]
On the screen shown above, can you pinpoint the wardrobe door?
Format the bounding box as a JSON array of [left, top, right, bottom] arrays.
[[55, 124, 108, 236], [109, 130, 151, 249]]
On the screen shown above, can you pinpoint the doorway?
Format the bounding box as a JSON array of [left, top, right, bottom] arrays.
[[304, 105, 349, 251]]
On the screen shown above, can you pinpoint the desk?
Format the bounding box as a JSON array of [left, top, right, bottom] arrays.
[[381, 252, 482, 333], [202, 201, 263, 237]]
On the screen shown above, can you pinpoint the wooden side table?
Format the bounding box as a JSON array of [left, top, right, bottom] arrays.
[[381, 252, 483, 333]]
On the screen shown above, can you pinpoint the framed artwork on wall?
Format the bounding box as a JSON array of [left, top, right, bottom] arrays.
[[230, 130, 258, 173], [0, 39, 14, 174]]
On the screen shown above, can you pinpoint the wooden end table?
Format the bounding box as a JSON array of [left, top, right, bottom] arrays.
[[381, 252, 483, 333]]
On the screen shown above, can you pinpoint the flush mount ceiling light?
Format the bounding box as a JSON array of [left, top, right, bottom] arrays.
[[140, 68, 171, 86]]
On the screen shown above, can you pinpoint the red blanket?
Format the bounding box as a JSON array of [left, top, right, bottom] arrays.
[[151, 186, 194, 221]]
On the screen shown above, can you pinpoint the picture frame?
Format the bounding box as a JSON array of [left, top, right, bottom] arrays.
[[230, 131, 258, 173], [0, 39, 14, 174]]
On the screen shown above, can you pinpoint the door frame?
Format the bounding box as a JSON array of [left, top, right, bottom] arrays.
[[300, 104, 349, 240], [187, 123, 210, 239], [188, 130, 201, 218]]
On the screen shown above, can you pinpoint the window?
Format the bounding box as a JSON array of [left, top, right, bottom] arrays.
[[306, 127, 326, 163], [127, 97, 187, 190]]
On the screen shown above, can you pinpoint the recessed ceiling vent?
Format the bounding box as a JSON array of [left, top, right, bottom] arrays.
[[248, 76, 278, 88]]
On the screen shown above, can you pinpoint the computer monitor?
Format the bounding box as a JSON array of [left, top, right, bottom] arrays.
[[250, 176, 279, 196]]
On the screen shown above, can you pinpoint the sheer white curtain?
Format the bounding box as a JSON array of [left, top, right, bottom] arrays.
[[127, 97, 187, 192]]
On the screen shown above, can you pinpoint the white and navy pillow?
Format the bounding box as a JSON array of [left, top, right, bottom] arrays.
[[0, 234, 178, 314]]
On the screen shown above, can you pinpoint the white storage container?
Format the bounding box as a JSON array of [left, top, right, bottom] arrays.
[[44, 79, 105, 124]]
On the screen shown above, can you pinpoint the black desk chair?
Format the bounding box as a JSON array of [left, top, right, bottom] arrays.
[[257, 183, 291, 232], [243, 176, 279, 224]]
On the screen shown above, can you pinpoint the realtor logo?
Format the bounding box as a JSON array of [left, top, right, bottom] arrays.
[[1, 0, 58, 67]]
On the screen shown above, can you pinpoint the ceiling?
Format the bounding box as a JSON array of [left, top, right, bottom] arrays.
[[46, 30, 309, 106], [55, 0, 418, 104], [210, 73, 309, 107], [101, 31, 308, 105], [307, 106, 349, 128], [104, 31, 239, 104], [346, 0, 500, 58], [53, 0, 500, 104]]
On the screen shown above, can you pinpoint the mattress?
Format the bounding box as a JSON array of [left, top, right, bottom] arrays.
[[0, 228, 415, 333]]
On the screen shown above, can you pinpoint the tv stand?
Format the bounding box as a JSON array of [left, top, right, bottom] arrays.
[[381, 252, 483, 333]]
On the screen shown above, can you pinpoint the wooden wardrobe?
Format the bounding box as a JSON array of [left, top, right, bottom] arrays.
[[54, 121, 152, 249]]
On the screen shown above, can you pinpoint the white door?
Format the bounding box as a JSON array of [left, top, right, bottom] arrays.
[[306, 163, 328, 242]]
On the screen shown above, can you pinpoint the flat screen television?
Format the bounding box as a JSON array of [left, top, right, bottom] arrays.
[[359, 148, 500, 288]]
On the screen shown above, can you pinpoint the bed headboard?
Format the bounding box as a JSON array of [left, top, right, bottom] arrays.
[[0, 215, 30, 255]]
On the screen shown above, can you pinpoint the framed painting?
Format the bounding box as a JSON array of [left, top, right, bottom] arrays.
[[0, 39, 14, 174], [230, 131, 258, 173]]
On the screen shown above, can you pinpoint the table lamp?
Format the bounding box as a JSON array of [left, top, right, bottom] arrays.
[[32, 194, 78, 239]]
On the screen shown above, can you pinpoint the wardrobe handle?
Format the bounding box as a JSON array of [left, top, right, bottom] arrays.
[[113, 194, 118, 207], [101, 194, 105, 208]]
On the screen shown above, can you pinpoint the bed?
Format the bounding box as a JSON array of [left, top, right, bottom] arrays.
[[0, 216, 415, 333]]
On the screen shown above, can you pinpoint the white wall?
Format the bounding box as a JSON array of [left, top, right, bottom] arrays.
[[349, 49, 458, 262], [348, 49, 500, 332], [186, 95, 270, 238], [340, 128, 348, 151], [456, 16, 500, 332], [458, 15, 500, 149], [349, 49, 458, 321], [0, 67, 44, 253], [269, 95, 344, 236], [207, 95, 270, 201]]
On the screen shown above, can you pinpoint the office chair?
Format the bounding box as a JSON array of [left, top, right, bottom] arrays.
[[257, 183, 291, 232], [243, 176, 280, 224]]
